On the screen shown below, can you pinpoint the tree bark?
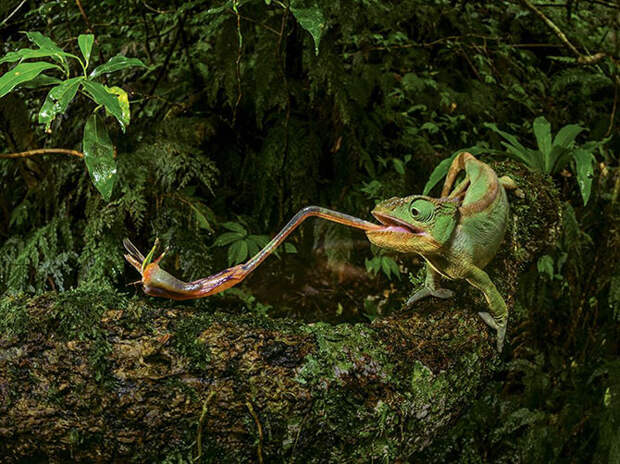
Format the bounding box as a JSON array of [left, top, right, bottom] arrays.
[[0, 162, 560, 463]]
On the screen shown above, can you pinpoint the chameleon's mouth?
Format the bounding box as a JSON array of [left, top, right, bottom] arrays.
[[371, 212, 426, 235]]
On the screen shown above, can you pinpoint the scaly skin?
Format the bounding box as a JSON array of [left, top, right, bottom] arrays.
[[366, 152, 516, 351], [125, 153, 516, 351]]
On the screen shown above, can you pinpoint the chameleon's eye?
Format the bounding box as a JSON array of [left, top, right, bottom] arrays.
[[410, 199, 434, 221]]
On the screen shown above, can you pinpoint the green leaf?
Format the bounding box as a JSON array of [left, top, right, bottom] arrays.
[[573, 149, 596, 205], [213, 232, 244, 247], [533, 116, 552, 172], [24, 32, 78, 73], [105, 86, 131, 127], [553, 124, 584, 148], [383, 257, 400, 280], [25, 31, 64, 53], [290, 0, 326, 55], [81, 80, 126, 131], [247, 239, 260, 257], [221, 221, 247, 234], [78, 34, 94, 67], [22, 74, 63, 88], [228, 240, 248, 265], [89, 55, 146, 78], [485, 122, 528, 155], [537, 255, 554, 279], [0, 48, 65, 64], [38, 77, 83, 131], [83, 114, 117, 201], [0, 62, 61, 99], [393, 158, 405, 175], [284, 243, 297, 253], [423, 146, 486, 195], [248, 234, 270, 247], [423, 154, 457, 195]]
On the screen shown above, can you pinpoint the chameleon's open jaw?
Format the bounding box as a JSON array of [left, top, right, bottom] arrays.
[[371, 211, 427, 236]]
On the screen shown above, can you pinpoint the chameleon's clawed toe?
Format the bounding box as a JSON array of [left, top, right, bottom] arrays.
[[496, 323, 506, 352], [478, 312, 507, 352], [431, 288, 454, 299], [478, 311, 499, 330]]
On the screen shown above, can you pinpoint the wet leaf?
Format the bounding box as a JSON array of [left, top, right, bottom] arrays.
[[81, 80, 126, 131], [228, 240, 248, 265], [572, 148, 595, 205], [83, 114, 117, 201], [105, 85, 131, 127], [290, 0, 326, 55], [78, 34, 94, 67], [38, 77, 83, 131], [0, 62, 61, 99], [89, 55, 146, 78]]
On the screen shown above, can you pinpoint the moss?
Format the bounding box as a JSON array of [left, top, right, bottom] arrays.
[[0, 163, 559, 463]]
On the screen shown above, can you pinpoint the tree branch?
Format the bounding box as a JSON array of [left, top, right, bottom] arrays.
[[0, 148, 84, 159]]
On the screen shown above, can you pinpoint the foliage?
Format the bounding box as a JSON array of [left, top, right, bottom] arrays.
[[213, 218, 296, 265], [0, 31, 145, 198], [364, 249, 400, 281], [0, 0, 618, 462], [485, 117, 606, 204]]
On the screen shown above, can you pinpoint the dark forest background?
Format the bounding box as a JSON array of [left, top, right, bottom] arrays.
[[0, 0, 618, 462]]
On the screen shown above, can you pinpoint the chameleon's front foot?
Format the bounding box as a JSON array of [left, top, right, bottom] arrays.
[[406, 287, 455, 308], [478, 312, 507, 352]]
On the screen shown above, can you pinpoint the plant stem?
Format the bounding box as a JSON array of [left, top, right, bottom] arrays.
[[0, 148, 84, 159]]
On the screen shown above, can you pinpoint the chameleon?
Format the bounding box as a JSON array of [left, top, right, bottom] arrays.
[[124, 152, 518, 351]]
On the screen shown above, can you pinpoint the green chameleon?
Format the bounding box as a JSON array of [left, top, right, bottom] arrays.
[[124, 152, 518, 351]]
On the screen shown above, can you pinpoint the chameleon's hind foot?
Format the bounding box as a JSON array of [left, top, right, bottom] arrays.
[[478, 312, 507, 352], [406, 287, 455, 308]]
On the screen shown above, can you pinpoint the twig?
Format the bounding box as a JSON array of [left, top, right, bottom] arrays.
[[276, 2, 290, 224], [75, 0, 94, 33], [141, 0, 171, 14], [606, 81, 618, 137], [134, 21, 182, 119], [0, 0, 27, 27], [231, 2, 243, 126], [520, 0, 584, 58], [0, 148, 84, 159], [226, 10, 280, 35], [246, 401, 264, 464], [194, 390, 216, 462]]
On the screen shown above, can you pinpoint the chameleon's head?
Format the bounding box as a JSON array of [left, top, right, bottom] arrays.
[[366, 195, 459, 254]]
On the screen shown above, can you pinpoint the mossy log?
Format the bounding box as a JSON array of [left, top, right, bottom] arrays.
[[0, 162, 560, 463]]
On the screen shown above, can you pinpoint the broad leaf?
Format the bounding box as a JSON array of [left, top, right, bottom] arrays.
[[213, 232, 244, 247], [89, 55, 146, 78], [24, 32, 78, 72], [25, 31, 64, 54], [38, 77, 83, 131], [0, 62, 61, 99], [221, 222, 247, 234], [553, 124, 584, 148], [78, 34, 94, 67], [485, 122, 528, 156], [533, 116, 552, 172], [284, 243, 297, 253], [423, 146, 486, 195], [228, 240, 248, 265], [572, 149, 596, 205], [81, 80, 126, 131], [0, 48, 66, 64], [22, 74, 63, 88], [105, 86, 131, 127], [83, 114, 117, 201], [537, 255, 554, 279], [290, 0, 326, 55]]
